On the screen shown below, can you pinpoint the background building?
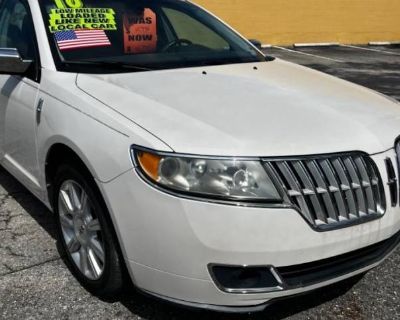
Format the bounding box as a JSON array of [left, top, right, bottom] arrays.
[[196, 0, 400, 45]]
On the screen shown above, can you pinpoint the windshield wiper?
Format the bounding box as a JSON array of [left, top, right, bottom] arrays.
[[61, 60, 153, 72]]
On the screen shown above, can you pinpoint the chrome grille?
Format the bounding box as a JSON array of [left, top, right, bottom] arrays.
[[263, 153, 386, 230]]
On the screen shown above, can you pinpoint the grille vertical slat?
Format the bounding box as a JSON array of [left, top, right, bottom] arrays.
[[264, 153, 386, 230], [276, 162, 315, 222], [306, 160, 340, 222], [344, 157, 368, 215], [292, 161, 328, 224], [332, 158, 360, 218], [385, 158, 398, 207], [263, 162, 291, 203], [363, 157, 384, 213], [319, 159, 350, 219], [353, 156, 377, 214]]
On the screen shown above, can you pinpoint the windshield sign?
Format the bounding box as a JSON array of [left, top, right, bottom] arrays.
[[40, 0, 265, 73]]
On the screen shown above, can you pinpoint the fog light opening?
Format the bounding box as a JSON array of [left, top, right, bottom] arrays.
[[209, 264, 284, 294]]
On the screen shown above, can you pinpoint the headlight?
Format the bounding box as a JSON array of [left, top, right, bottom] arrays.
[[131, 147, 282, 203]]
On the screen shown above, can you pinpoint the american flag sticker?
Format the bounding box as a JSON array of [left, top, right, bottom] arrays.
[[55, 29, 111, 51]]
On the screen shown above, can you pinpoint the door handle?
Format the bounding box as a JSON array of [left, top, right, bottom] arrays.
[[36, 98, 44, 124]]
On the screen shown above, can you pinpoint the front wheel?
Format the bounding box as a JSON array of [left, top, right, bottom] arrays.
[[54, 165, 125, 296]]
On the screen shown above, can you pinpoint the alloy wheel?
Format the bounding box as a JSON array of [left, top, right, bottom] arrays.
[[58, 180, 105, 280]]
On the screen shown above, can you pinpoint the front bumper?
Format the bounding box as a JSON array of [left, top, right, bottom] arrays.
[[141, 225, 400, 313], [99, 149, 400, 309]]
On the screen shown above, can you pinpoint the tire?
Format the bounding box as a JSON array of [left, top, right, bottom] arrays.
[[53, 164, 124, 297]]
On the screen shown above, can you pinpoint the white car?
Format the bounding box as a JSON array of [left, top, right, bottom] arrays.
[[1, 0, 400, 313]]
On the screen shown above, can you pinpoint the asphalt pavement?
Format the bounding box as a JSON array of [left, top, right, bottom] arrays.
[[266, 44, 400, 101], [1, 45, 400, 319]]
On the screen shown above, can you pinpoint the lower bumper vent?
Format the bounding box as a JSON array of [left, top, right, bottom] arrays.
[[209, 230, 400, 294], [277, 230, 400, 288]]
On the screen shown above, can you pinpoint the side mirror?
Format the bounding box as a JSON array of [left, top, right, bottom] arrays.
[[0, 48, 32, 75], [248, 39, 262, 50]]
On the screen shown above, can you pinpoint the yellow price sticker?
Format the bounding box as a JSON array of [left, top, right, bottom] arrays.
[[49, 1, 118, 33]]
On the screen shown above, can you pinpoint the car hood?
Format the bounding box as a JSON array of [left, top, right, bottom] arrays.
[[76, 59, 400, 156]]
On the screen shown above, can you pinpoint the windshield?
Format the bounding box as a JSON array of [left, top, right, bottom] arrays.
[[40, 0, 265, 73]]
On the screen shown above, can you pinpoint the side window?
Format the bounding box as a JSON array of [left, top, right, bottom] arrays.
[[0, 0, 35, 60], [162, 8, 229, 51], [0, 0, 39, 80], [0, 1, 11, 47]]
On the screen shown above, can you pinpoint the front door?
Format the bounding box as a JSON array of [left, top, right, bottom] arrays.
[[0, 0, 42, 196]]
